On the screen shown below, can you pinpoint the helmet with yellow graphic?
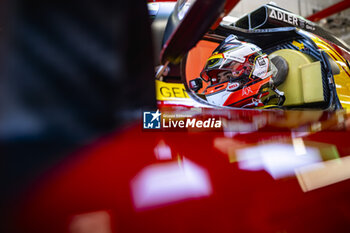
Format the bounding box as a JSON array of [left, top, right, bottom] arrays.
[[200, 35, 274, 107]]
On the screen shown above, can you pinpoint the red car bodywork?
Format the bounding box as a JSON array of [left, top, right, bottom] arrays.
[[9, 1, 350, 233], [12, 108, 350, 233]]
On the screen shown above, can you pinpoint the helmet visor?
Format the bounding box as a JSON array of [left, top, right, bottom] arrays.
[[200, 58, 249, 84]]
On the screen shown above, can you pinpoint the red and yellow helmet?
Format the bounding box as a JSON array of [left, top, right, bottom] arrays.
[[200, 35, 273, 107]]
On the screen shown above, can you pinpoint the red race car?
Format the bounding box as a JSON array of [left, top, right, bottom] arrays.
[[5, 1, 350, 233]]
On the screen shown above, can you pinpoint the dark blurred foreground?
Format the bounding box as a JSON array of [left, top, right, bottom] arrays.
[[0, 0, 155, 230]]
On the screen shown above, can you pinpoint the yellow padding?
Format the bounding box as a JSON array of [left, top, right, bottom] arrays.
[[300, 61, 324, 103], [270, 49, 324, 106]]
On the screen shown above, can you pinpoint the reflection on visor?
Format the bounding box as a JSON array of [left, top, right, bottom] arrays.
[[201, 59, 249, 85]]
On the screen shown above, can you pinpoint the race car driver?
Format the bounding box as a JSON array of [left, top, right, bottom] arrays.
[[197, 34, 284, 108]]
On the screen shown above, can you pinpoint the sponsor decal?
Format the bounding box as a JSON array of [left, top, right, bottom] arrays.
[[269, 9, 316, 31], [156, 80, 189, 100], [242, 86, 253, 96], [269, 9, 298, 26], [143, 110, 222, 130], [224, 51, 245, 63], [306, 24, 315, 30], [225, 55, 245, 63], [227, 82, 240, 91], [253, 56, 269, 78], [257, 57, 266, 66]]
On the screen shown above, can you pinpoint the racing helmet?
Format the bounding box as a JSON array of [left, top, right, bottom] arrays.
[[200, 35, 274, 107]]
